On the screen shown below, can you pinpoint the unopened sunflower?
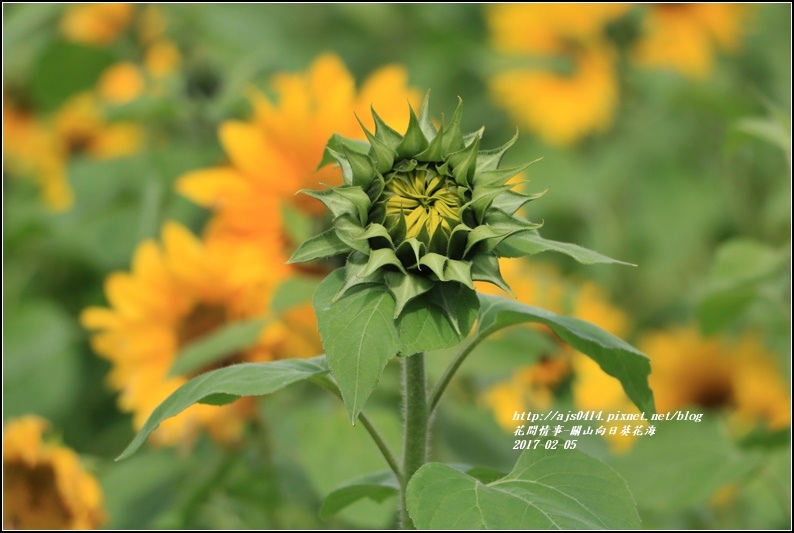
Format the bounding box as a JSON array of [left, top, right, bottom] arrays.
[[290, 96, 545, 331]]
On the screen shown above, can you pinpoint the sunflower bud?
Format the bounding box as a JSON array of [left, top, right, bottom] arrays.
[[290, 95, 544, 329]]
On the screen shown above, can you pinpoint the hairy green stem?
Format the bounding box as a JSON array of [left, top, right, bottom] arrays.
[[399, 352, 427, 530], [429, 334, 488, 414]]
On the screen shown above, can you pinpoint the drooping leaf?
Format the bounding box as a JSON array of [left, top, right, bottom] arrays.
[[320, 471, 399, 519], [497, 231, 635, 266], [314, 270, 401, 423], [118, 356, 329, 460], [407, 449, 640, 529], [288, 228, 351, 264], [476, 294, 654, 414]]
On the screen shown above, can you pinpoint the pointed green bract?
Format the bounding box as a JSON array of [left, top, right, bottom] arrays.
[[288, 228, 351, 264]]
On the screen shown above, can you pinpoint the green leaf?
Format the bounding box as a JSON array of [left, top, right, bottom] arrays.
[[117, 356, 329, 460], [432, 282, 478, 336], [197, 393, 239, 406], [477, 294, 654, 414], [314, 270, 401, 423], [497, 231, 636, 265], [701, 239, 785, 290], [320, 471, 399, 519], [397, 286, 477, 355], [696, 239, 787, 334], [288, 228, 351, 264], [385, 271, 434, 319], [168, 318, 268, 377], [407, 449, 640, 529]]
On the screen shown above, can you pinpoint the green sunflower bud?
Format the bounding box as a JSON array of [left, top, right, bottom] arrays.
[[290, 95, 544, 327]]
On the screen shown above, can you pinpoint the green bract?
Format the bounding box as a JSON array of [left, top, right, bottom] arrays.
[[290, 96, 544, 327]]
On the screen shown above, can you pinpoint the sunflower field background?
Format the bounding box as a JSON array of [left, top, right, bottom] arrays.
[[3, 4, 791, 530]]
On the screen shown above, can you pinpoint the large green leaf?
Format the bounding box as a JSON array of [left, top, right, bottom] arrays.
[[396, 285, 478, 356], [496, 232, 635, 265], [314, 269, 401, 423], [696, 239, 787, 333], [117, 356, 329, 460], [320, 471, 399, 519], [476, 294, 654, 415], [407, 449, 640, 529], [168, 318, 267, 377]]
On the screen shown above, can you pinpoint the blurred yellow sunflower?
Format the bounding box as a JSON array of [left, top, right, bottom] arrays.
[[97, 7, 182, 105], [3, 90, 143, 212], [488, 4, 631, 56], [3, 416, 106, 530], [176, 53, 421, 255], [3, 100, 72, 211], [60, 3, 134, 45], [81, 221, 321, 447], [632, 4, 751, 79], [641, 326, 789, 431], [485, 4, 629, 146], [54, 92, 143, 160], [490, 47, 619, 147]]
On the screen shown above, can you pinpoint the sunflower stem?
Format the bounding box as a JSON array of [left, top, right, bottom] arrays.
[[429, 334, 488, 414], [399, 352, 427, 530], [312, 375, 402, 479]]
